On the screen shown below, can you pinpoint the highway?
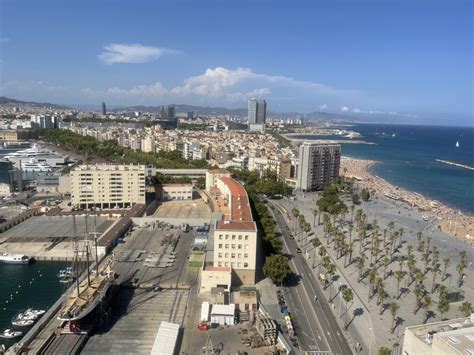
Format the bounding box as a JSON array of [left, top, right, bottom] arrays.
[[269, 202, 352, 355]]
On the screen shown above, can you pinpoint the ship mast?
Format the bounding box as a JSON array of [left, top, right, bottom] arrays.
[[93, 215, 99, 275], [85, 214, 91, 286], [73, 214, 80, 298]]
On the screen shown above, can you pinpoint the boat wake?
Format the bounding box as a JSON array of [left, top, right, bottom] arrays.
[[436, 159, 474, 171]]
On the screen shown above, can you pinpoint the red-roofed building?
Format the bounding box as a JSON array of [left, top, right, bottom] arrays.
[[204, 170, 258, 287]]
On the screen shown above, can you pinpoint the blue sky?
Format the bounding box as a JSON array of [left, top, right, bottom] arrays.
[[0, 0, 472, 120]]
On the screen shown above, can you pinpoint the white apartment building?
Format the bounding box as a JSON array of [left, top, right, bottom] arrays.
[[70, 164, 146, 209]]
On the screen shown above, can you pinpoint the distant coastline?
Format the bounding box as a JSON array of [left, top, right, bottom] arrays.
[[283, 134, 375, 145], [436, 159, 474, 171]]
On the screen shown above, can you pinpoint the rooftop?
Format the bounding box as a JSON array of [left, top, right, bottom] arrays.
[[73, 164, 146, 172], [406, 316, 474, 352]]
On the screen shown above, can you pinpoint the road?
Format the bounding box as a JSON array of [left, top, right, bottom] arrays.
[[269, 202, 352, 355]]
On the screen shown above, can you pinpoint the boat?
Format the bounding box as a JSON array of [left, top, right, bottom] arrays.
[[57, 215, 115, 323], [0, 253, 34, 264], [24, 308, 45, 317], [57, 267, 75, 283], [20, 159, 52, 172], [11, 319, 34, 327], [456, 141, 460, 148], [0, 329, 22, 339]]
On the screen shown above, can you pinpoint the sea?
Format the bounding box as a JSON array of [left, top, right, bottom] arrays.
[[0, 262, 69, 348], [294, 123, 474, 215], [0, 148, 70, 348]]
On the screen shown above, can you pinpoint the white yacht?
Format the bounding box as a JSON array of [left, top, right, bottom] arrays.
[[20, 159, 52, 172], [0, 330, 22, 339]]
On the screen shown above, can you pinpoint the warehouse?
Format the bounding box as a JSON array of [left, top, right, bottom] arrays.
[[210, 304, 235, 326]]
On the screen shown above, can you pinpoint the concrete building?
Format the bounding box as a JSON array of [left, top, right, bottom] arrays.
[[70, 164, 146, 209], [403, 316, 474, 355], [101, 101, 107, 115], [205, 170, 258, 287], [248, 99, 266, 133], [296, 142, 341, 191], [157, 184, 193, 201], [248, 99, 258, 125]]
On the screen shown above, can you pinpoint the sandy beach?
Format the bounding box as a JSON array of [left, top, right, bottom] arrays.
[[341, 156, 474, 243]]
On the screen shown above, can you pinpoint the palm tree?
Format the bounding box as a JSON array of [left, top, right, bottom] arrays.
[[456, 259, 466, 287], [416, 231, 423, 250], [368, 268, 378, 300], [325, 263, 336, 298], [311, 238, 321, 269], [438, 299, 450, 318], [323, 214, 332, 246], [442, 257, 451, 281], [312, 207, 318, 226], [291, 207, 300, 230], [318, 246, 327, 274], [421, 295, 432, 323], [413, 287, 423, 314], [341, 288, 354, 328], [431, 266, 440, 292], [377, 288, 387, 314], [389, 301, 399, 333], [356, 255, 366, 282], [459, 301, 472, 317], [395, 271, 404, 299]]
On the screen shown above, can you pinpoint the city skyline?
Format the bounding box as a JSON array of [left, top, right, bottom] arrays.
[[0, 0, 472, 124]]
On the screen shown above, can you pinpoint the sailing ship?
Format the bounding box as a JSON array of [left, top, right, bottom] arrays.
[[456, 141, 460, 148], [57, 215, 115, 323]]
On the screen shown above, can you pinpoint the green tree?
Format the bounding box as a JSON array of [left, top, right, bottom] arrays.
[[341, 288, 354, 328], [389, 301, 399, 333], [263, 254, 291, 285], [438, 299, 450, 317], [421, 295, 433, 323], [378, 347, 392, 355], [459, 302, 472, 317]]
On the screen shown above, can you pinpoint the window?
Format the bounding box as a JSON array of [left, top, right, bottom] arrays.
[[238, 235, 242, 240], [231, 253, 235, 258], [245, 236, 249, 240], [218, 244, 223, 249], [225, 253, 229, 258], [238, 245, 242, 250], [237, 262, 241, 267], [244, 245, 249, 250], [218, 262, 222, 267], [244, 262, 248, 267], [218, 253, 222, 258], [225, 244, 229, 249], [231, 262, 235, 267], [219, 235, 223, 240], [225, 262, 229, 267], [232, 244, 235, 249], [244, 254, 248, 259], [232, 235, 235, 240]]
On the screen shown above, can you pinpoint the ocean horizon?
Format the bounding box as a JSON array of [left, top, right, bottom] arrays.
[[294, 123, 474, 215]]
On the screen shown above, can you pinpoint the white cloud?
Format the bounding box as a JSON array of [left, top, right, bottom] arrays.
[[1, 66, 361, 110], [98, 43, 180, 64], [352, 107, 361, 113], [340, 106, 349, 112], [0, 37, 10, 43], [319, 104, 328, 111]]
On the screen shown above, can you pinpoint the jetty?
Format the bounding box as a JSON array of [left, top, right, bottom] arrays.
[[436, 159, 474, 171]]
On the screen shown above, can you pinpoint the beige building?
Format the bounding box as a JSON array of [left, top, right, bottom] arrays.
[[70, 164, 146, 209], [205, 170, 258, 287], [0, 130, 18, 141], [157, 183, 193, 201], [403, 316, 474, 355]]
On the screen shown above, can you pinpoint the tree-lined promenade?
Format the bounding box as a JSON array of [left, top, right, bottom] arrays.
[[283, 178, 472, 352], [39, 129, 211, 169]]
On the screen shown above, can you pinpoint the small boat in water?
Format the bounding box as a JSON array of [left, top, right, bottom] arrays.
[[11, 319, 34, 327], [0, 253, 34, 264], [57, 267, 75, 283], [0, 329, 22, 339], [455, 141, 460, 148]]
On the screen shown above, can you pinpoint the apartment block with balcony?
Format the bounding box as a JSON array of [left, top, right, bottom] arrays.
[[70, 164, 146, 209]]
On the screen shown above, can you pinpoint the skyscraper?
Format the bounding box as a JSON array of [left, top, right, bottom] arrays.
[[256, 100, 266, 124], [296, 143, 341, 191], [101, 102, 107, 115], [248, 99, 258, 124], [160, 105, 176, 118], [248, 99, 266, 132]]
